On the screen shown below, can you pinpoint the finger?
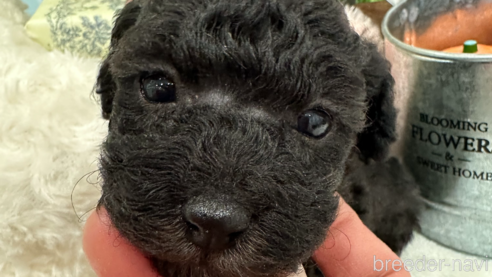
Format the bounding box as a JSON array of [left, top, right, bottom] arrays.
[[313, 196, 410, 277], [83, 207, 161, 277]]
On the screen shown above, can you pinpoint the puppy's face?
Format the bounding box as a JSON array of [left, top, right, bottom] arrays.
[[95, 0, 395, 276]]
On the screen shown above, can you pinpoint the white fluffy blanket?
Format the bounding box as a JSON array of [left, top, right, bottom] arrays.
[[0, 1, 488, 276], [0, 1, 105, 276]]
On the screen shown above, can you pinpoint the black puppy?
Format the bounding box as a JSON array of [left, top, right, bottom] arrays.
[[95, 0, 420, 276]]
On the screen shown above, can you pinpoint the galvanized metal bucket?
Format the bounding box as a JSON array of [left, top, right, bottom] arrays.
[[383, 0, 492, 257]]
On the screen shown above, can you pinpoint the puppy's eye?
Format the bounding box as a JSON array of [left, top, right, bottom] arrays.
[[297, 110, 331, 138], [141, 75, 176, 103]]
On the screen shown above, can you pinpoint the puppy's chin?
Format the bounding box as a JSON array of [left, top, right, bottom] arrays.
[[150, 245, 302, 277], [153, 258, 299, 277]]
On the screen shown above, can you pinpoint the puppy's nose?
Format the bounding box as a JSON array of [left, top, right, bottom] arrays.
[[183, 196, 250, 251]]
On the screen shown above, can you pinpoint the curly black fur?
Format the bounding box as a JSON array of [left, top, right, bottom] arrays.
[[95, 1, 421, 277]]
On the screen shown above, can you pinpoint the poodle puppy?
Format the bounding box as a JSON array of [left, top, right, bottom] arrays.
[[95, 0, 420, 276]]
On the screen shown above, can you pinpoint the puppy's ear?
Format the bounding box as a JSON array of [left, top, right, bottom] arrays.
[[95, 1, 141, 119], [356, 42, 397, 161]]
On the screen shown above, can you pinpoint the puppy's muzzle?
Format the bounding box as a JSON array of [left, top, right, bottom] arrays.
[[183, 195, 251, 251]]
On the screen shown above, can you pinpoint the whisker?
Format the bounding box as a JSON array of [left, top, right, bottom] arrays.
[[77, 206, 97, 224], [71, 169, 101, 221]]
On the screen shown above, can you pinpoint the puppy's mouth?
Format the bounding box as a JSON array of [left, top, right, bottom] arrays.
[[142, 216, 302, 277], [147, 202, 294, 277], [152, 257, 307, 277], [91, 205, 304, 277], [99, 195, 303, 277], [150, 250, 303, 277]]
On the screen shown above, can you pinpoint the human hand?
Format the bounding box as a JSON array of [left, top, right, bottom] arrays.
[[83, 207, 159, 277], [312, 196, 411, 277], [83, 196, 410, 277]]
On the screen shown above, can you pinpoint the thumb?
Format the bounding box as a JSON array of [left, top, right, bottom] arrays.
[[83, 207, 161, 277], [312, 196, 410, 277]]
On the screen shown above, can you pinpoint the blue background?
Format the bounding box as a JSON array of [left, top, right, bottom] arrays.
[[22, 0, 43, 16]]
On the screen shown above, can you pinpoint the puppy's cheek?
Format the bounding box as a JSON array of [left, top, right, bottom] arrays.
[[98, 191, 186, 258], [260, 192, 338, 259]]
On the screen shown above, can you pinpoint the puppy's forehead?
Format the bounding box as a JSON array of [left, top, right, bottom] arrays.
[[113, 0, 366, 110]]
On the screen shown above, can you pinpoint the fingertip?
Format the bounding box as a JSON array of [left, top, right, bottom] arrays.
[[83, 207, 161, 277], [312, 197, 411, 277]]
